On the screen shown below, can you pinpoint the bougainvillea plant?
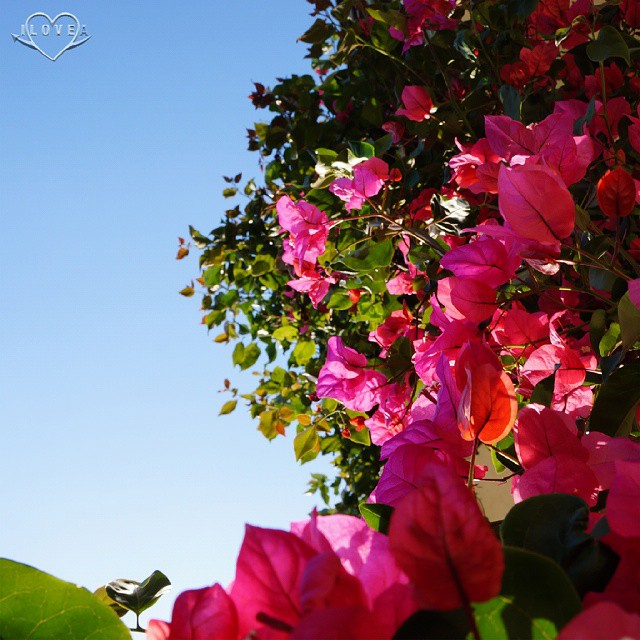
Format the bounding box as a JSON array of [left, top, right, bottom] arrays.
[[165, 0, 640, 637]]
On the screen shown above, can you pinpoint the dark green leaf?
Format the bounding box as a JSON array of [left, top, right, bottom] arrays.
[[589, 361, 640, 436], [499, 85, 522, 121], [299, 18, 333, 44], [586, 26, 630, 65], [473, 547, 582, 640], [0, 559, 130, 640], [618, 292, 640, 350], [501, 495, 619, 596], [590, 309, 607, 353]]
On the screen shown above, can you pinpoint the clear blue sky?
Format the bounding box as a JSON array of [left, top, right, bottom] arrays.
[[0, 0, 331, 627]]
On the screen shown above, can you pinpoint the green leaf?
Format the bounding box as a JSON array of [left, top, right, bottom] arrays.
[[93, 586, 129, 617], [359, 502, 394, 534], [327, 291, 354, 310], [222, 187, 238, 198], [294, 425, 320, 462], [273, 325, 299, 342], [0, 559, 130, 640], [618, 292, 640, 350], [179, 286, 195, 297], [501, 495, 619, 596], [219, 400, 237, 415], [299, 18, 333, 44], [348, 141, 376, 159], [292, 340, 316, 366], [498, 84, 522, 121], [590, 309, 607, 353], [586, 26, 630, 65], [342, 239, 394, 271], [347, 427, 371, 445], [530, 371, 556, 407], [599, 322, 621, 357], [473, 547, 582, 640], [590, 361, 640, 436], [505, 0, 540, 19], [106, 570, 171, 617], [232, 342, 245, 367], [239, 343, 261, 370]]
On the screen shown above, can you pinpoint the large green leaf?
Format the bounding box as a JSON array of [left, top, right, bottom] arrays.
[[589, 361, 640, 436], [473, 547, 582, 640], [0, 559, 130, 640], [501, 495, 618, 596]]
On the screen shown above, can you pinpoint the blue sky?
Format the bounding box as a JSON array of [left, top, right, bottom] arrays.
[[0, 0, 332, 627]]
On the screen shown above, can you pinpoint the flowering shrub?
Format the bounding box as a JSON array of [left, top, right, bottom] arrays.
[[171, 0, 640, 636]]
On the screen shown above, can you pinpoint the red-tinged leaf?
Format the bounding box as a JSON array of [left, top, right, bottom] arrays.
[[557, 602, 640, 640], [230, 525, 316, 638], [520, 42, 558, 77], [176, 246, 189, 260], [511, 455, 600, 507], [389, 463, 504, 610], [169, 584, 238, 640], [597, 167, 636, 218], [456, 341, 518, 445], [514, 404, 587, 469], [607, 461, 640, 538], [498, 163, 576, 244]]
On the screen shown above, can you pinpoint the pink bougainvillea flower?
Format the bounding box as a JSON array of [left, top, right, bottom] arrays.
[[498, 163, 576, 244], [369, 307, 414, 356], [557, 602, 640, 640], [329, 158, 389, 211], [365, 382, 412, 446], [514, 404, 587, 469], [491, 306, 549, 359], [230, 525, 316, 638], [519, 41, 559, 77], [146, 584, 238, 640], [455, 341, 518, 444], [370, 443, 485, 507], [316, 337, 387, 412], [287, 267, 334, 308], [449, 138, 501, 194], [440, 238, 519, 288], [277, 196, 329, 269], [291, 607, 387, 640], [291, 514, 421, 637], [396, 86, 434, 121], [436, 276, 498, 324], [607, 461, 640, 539], [520, 342, 586, 399], [389, 462, 504, 610], [511, 455, 600, 507], [582, 432, 640, 491]]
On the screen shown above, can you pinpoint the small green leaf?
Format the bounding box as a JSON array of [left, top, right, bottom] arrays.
[[239, 343, 261, 370], [618, 292, 640, 350], [106, 570, 171, 617], [294, 425, 320, 462], [219, 400, 237, 415], [299, 18, 333, 44], [499, 84, 522, 121], [359, 502, 394, 534], [599, 322, 621, 357], [0, 559, 130, 640], [273, 325, 299, 342], [232, 342, 245, 367], [179, 286, 195, 297], [348, 141, 376, 159], [590, 361, 640, 436], [222, 187, 238, 198], [586, 26, 630, 65], [293, 340, 316, 366]]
